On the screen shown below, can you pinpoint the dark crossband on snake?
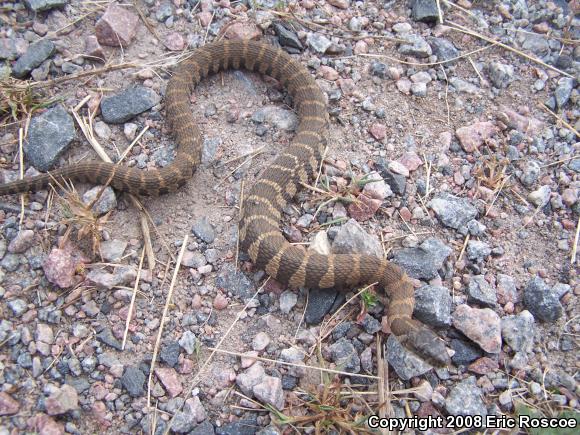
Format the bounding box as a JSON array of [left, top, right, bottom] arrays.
[[0, 40, 450, 366]]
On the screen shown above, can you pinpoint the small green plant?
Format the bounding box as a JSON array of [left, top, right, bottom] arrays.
[[515, 402, 580, 435], [360, 289, 378, 309]]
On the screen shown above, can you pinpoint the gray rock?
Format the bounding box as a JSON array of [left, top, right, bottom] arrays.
[[466, 275, 497, 308], [429, 37, 459, 62], [568, 158, 580, 173], [450, 339, 482, 366], [521, 33, 550, 58], [445, 377, 487, 416], [12, 39, 55, 78], [449, 77, 479, 94], [179, 331, 197, 355], [7, 298, 27, 316], [192, 216, 215, 244], [428, 193, 477, 230], [253, 376, 284, 410], [1, 254, 20, 272], [181, 251, 207, 268], [273, 23, 303, 50], [391, 238, 452, 280], [360, 314, 381, 334], [170, 410, 196, 434], [100, 86, 160, 124], [0, 37, 27, 61], [398, 34, 432, 58], [519, 160, 541, 187], [523, 277, 563, 322], [97, 327, 123, 350], [215, 420, 255, 435], [331, 219, 382, 258], [191, 421, 215, 435], [305, 288, 341, 324], [370, 61, 388, 78], [216, 264, 255, 299], [202, 137, 221, 165], [236, 363, 265, 396], [306, 33, 332, 54], [487, 61, 514, 88], [99, 239, 127, 262], [252, 106, 298, 131], [24, 105, 75, 171], [554, 77, 575, 108], [87, 266, 136, 290], [160, 340, 180, 367], [466, 241, 491, 262], [528, 185, 551, 208], [121, 365, 145, 397], [279, 290, 297, 314], [82, 186, 117, 215], [155, 2, 173, 22], [8, 230, 35, 254], [386, 335, 432, 380], [411, 82, 427, 97], [328, 338, 360, 373], [411, 0, 439, 23], [497, 273, 519, 304], [501, 310, 535, 353], [24, 0, 67, 12], [414, 285, 451, 328]]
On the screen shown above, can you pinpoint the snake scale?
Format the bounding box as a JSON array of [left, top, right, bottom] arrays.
[[0, 40, 449, 365]]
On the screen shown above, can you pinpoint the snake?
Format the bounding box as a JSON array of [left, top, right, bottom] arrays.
[[0, 40, 449, 366]]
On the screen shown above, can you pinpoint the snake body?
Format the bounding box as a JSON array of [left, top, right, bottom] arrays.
[[0, 40, 449, 365]]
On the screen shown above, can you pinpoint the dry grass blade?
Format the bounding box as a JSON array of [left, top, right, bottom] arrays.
[[122, 247, 146, 350], [147, 234, 188, 409], [539, 103, 580, 137], [571, 215, 580, 265]]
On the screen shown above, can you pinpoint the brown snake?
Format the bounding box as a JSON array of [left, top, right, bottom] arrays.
[[0, 40, 449, 366]]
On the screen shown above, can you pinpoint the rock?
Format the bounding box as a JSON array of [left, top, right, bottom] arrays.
[[331, 219, 382, 258], [12, 39, 55, 78], [466, 241, 491, 262], [307, 33, 332, 54], [328, 0, 349, 8], [309, 231, 331, 255], [87, 266, 136, 290], [519, 160, 541, 187], [466, 275, 497, 308], [224, 22, 261, 40], [24, 105, 75, 171], [0, 392, 20, 415], [253, 376, 284, 410], [155, 2, 173, 22], [43, 247, 80, 288], [155, 367, 183, 397], [523, 277, 563, 322], [121, 365, 146, 397], [498, 107, 544, 135], [455, 121, 499, 153], [95, 4, 139, 47], [7, 299, 27, 316], [236, 363, 265, 396], [181, 251, 207, 268], [521, 33, 550, 58], [273, 23, 303, 50], [452, 304, 502, 353], [413, 285, 451, 328], [192, 217, 215, 243], [487, 61, 514, 88], [84, 35, 104, 61], [93, 121, 111, 140], [449, 77, 479, 94], [501, 310, 535, 354], [391, 238, 452, 280], [202, 137, 221, 165], [368, 122, 387, 140], [216, 420, 255, 435], [179, 331, 197, 355], [398, 34, 432, 58], [411, 0, 439, 23], [305, 289, 341, 324], [386, 335, 432, 380], [97, 327, 123, 350], [252, 106, 298, 131], [99, 239, 127, 262], [191, 421, 215, 435], [8, 230, 34, 254], [428, 193, 477, 229], [216, 264, 255, 299], [445, 377, 487, 416], [252, 332, 270, 351], [554, 77, 574, 108], [45, 384, 78, 415], [450, 339, 482, 366], [348, 193, 381, 221], [377, 166, 406, 196], [528, 185, 551, 208], [160, 340, 180, 367], [185, 396, 207, 423], [497, 274, 519, 304], [100, 86, 160, 123], [82, 186, 117, 215], [328, 338, 360, 373], [165, 32, 185, 51], [370, 61, 387, 78], [279, 290, 297, 314], [24, 0, 66, 12], [429, 37, 459, 61]]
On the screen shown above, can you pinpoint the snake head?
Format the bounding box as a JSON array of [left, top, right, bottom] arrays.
[[405, 327, 451, 367]]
